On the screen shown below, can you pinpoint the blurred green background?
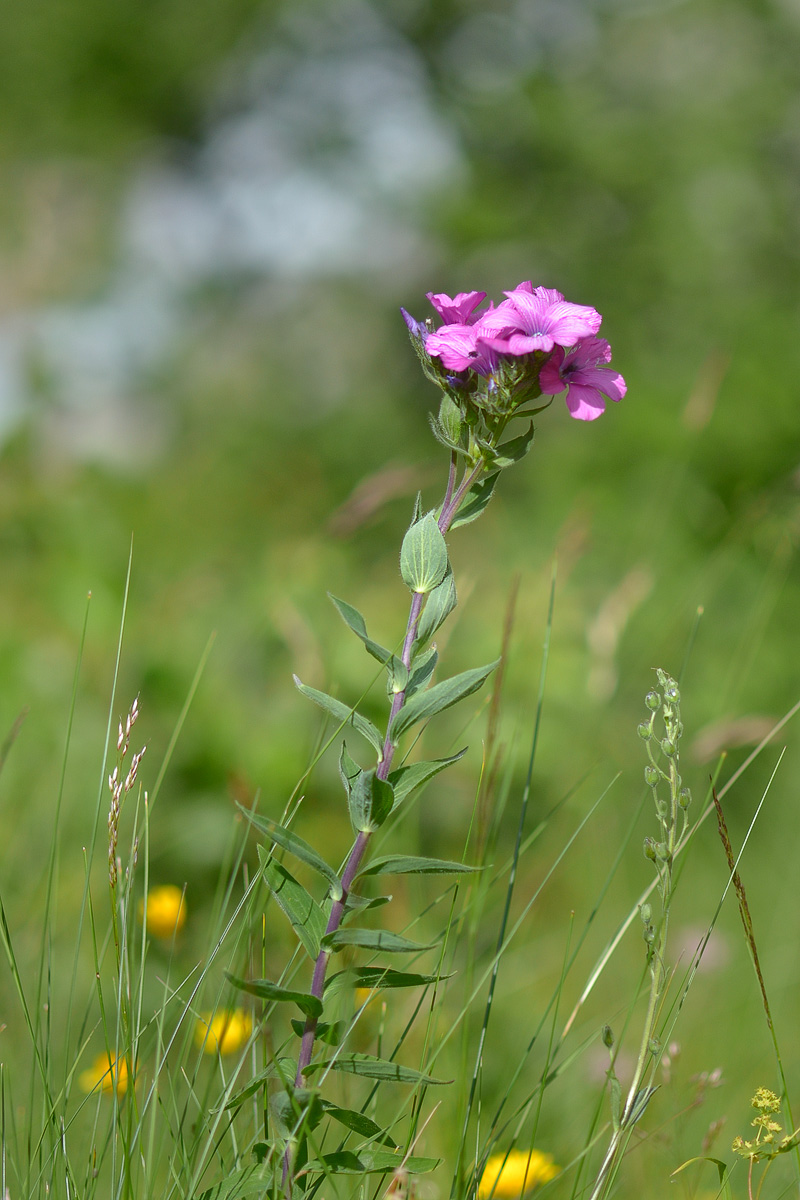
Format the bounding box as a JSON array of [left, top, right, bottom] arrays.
[[1, 0, 800, 1191]]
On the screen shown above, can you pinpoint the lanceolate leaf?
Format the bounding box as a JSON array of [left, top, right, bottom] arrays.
[[491, 421, 534, 469], [310, 1150, 439, 1175], [307, 1053, 449, 1085], [242, 806, 341, 898], [347, 768, 394, 834], [260, 850, 327, 960], [358, 854, 479, 877], [293, 676, 384, 760], [404, 646, 438, 699], [226, 973, 322, 1018], [322, 928, 434, 954], [338, 741, 361, 796], [195, 1165, 273, 1200], [389, 660, 499, 741], [388, 749, 467, 809], [320, 1102, 396, 1146], [449, 472, 500, 529], [400, 512, 449, 594], [414, 570, 457, 648], [329, 595, 407, 690], [325, 966, 446, 995]]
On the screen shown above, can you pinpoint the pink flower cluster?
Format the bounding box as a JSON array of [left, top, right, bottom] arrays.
[[415, 282, 626, 421]]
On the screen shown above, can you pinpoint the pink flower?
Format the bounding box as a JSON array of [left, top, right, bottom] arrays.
[[480, 283, 602, 355], [426, 290, 487, 325], [538, 336, 626, 421], [424, 322, 502, 377]]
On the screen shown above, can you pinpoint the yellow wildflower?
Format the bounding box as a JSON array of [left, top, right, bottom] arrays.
[[78, 1051, 129, 1096], [194, 1009, 253, 1056], [478, 1149, 559, 1198], [138, 885, 186, 939]]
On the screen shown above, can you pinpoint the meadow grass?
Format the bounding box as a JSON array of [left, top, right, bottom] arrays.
[[1, 535, 799, 1200]]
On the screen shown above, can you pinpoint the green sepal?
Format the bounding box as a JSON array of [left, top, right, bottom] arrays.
[[358, 854, 479, 877], [346, 767, 394, 834], [322, 928, 434, 953], [400, 512, 449, 595], [449, 472, 499, 529], [328, 595, 408, 691], [325, 966, 447, 995], [259, 849, 327, 960], [388, 749, 467, 809], [404, 646, 438, 699], [226, 972, 322, 1019], [305, 1053, 449, 1085], [293, 676, 384, 760], [243, 805, 342, 899], [389, 660, 499, 741], [320, 1101, 396, 1147], [291, 1019, 345, 1045], [308, 1150, 439, 1175], [414, 570, 457, 648]]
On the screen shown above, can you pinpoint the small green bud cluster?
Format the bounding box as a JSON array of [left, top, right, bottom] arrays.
[[638, 669, 692, 859]]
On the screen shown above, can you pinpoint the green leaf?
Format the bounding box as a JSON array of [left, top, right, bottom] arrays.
[[306, 1053, 449, 1085], [449, 472, 499, 529], [414, 570, 457, 647], [347, 768, 394, 834], [389, 660, 499, 740], [400, 512, 449, 594], [309, 1149, 439, 1175], [291, 1019, 345, 1045], [325, 966, 447, 995], [322, 928, 434, 953], [293, 676, 384, 760], [358, 854, 479, 877], [404, 646, 438, 699], [343, 892, 391, 915], [491, 421, 535, 469], [328, 595, 408, 690], [260, 850, 327, 960], [220, 1058, 297, 1111], [243, 806, 341, 898], [195, 1165, 274, 1200], [338, 740, 362, 795], [671, 1158, 733, 1200], [388, 749, 467, 809], [271, 1087, 325, 1137], [226, 973, 322, 1018], [320, 1102, 396, 1146]]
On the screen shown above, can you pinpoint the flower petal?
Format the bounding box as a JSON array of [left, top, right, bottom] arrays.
[[565, 382, 607, 420]]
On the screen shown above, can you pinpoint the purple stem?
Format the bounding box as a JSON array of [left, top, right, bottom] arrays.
[[285, 456, 485, 1186]]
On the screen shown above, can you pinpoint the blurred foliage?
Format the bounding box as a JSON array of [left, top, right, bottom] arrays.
[[1, 0, 800, 1194]]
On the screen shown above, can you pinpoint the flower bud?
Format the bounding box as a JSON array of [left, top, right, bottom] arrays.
[[649, 1036, 661, 1056], [664, 682, 680, 703], [679, 787, 692, 809], [637, 722, 652, 741], [661, 738, 675, 757], [644, 765, 659, 788], [645, 691, 660, 711], [640, 903, 652, 924], [643, 837, 657, 861], [602, 1024, 614, 1049]]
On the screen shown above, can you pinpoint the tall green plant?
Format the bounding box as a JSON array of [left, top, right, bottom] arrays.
[[231, 282, 627, 1194]]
